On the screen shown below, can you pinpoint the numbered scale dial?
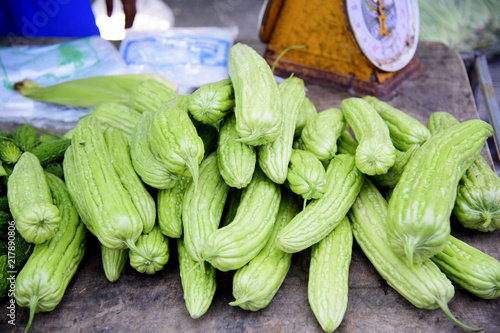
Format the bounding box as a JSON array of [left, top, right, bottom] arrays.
[[346, 0, 419, 72]]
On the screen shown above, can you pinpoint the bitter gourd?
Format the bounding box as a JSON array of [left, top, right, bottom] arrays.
[[15, 172, 87, 332], [217, 112, 256, 188], [157, 177, 191, 238], [129, 225, 169, 275], [177, 238, 216, 318], [182, 151, 230, 261], [300, 108, 346, 163], [228, 43, 283, 146], [133, 79, 177, 113], [308, 216, 352, 332], [286, 149, 326, 209], [349, 179, 480, 331], [63, 116, 151, 260], [428, 111, 500, 232], [0, 140, 22, 165], [230, 189, 300, 311], [130, 111, 181, 189], [104, 127, 156, 234], [102, 245, 129, 283], [341, 97, 396, 175], [200, 166, 281, 271], [387, 119, 493, 266], [294, 96, 316, 137], [363, 95, 430, 151], [258, 76, 305, 184], [7, 152, 61, 244], [150, 99, 205, 191], [13, 124, 38, 152], [29, 139, 71, 167], [276, 154, 364, 253], [92, 102, 142, 140], [188, 78, 234, 126], [431, 235, 500, 299]]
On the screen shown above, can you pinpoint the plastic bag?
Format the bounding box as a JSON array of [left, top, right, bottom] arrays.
[[119, 26, 238, 94], [0, 36, 129, 129]]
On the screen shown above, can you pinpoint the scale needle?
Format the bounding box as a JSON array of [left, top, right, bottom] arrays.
[[378, 0, 388, 36]]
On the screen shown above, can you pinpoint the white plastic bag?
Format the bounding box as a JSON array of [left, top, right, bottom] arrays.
[[119, 27, 238, 94], [0, 36, 129, 128]]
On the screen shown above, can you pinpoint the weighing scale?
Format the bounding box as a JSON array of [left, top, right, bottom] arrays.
[[259, 0, 425, 98]]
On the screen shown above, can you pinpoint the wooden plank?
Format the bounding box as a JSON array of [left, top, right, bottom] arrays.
[[1, 41, 499, 333]]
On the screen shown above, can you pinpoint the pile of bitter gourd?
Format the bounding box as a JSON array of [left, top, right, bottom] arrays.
[[3, 42, 500, 332]]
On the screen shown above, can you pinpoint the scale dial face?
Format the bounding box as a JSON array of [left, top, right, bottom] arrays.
[[346, 0, 419, 72]]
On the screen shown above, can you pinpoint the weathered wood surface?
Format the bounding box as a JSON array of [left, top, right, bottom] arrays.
[[1, 41, 499, 333]]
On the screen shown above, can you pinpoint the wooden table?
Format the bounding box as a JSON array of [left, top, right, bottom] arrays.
[[1, 41, 499, 333]]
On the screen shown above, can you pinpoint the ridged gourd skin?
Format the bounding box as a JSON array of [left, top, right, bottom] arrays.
[[369, 144, 420, 188], [258, 76, 305, 184], [217, 112, 257, 188], [363, 96, 431, 151], [300, 108, 346, 163], [63, 116, 151, 260], [200, 166, 281, 271], [230, 190, 300, 311], [228, 43, 283, 146], [336, 130, 358, 156], [276, 154, 364, 253], [386, 119, 493, 267], [188, 79, 235, 125], [427, 111, 500, 232], [133, 79, 177, 113], [341, 98, 396, 176], [28, 138, 72, 167], [177, 238, 216, 319], [130, 111, 181, 189], [129, 225, 169, 275], [338, 127, 421, 188], [220, 187, 243, 227], [196, 124, 219, 158], [92, 102, 142, 140], [294, 96, 316, 137], [157, 177, 191, 238], [308, 216, 352, 333], [7, 152, 61, 244], [101, 245, 129, 283], [349, 179, 480, 331], [0, 140, 22, 164], [15, 172, 86, 332], [286, 149, 327, 209], [430, 235, 500, 300], [13, 124, 38, 152], [150, 100, 205, 190], [182, 151, 230, 261], [104, 127, 156, 234]]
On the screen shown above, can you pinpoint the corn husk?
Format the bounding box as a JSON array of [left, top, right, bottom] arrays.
[[14, 74, 177, 108]]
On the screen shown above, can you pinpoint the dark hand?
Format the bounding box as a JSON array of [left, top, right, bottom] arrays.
[[106, 0, 137, 29]]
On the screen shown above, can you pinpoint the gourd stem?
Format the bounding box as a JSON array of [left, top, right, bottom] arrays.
[[404, 240, 414, 267], [303, 194, 311, 211], [125, 239, 152, 262], [436, 297, 483, 331], [229, 297, 248, 307], [186, 259, 205, 281], [25, 296, 38, 332], [185, 156, 199, 195], [21, 116, 64, 139], [234, 131, 263, 145], [480, 213, 492, 230], [271, 45, 307, 74]]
